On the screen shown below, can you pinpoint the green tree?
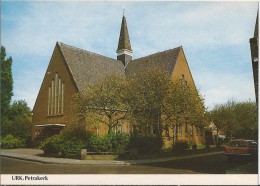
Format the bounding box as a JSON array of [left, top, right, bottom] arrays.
[[209, 100, 257, 140], [234, 101, 257, 139], [71, 68, 206, 139], [126, 69, 171, 135], [1, 100, 32, 140], [126, 68, 206, 138], [71, 74, 128, 134], [1, 46, 13, 118], [209, 101, 236, 140], [162, 80, 206, 141], [0, 47, 32, 147]]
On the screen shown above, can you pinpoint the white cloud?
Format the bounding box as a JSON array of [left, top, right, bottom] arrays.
[[195, 71, 255, 110], [2, 1, 258, 110]]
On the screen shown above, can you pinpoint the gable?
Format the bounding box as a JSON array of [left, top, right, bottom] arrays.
[[171, 48, 196, 88], [125, 46, 197, 89], [33, 43, 78, 122]]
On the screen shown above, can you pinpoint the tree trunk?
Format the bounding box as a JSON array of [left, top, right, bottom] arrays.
[[108, 126, 112, 134], [108, 116, 113, 134], [217, 129, 219, 143], [176, 122, 179, 142], [173, 124, 177, 143]]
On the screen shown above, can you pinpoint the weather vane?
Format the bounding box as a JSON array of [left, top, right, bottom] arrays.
[[123, 7, 125, 15]]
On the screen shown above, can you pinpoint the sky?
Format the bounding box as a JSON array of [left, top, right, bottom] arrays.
[[1, 1, 258, 111]]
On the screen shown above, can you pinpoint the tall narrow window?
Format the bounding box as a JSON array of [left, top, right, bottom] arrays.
[[95, 126, 99, 136], [146, 125, 151, 135], [48, 87, 51, 115], [61, 83, 64, 114], [185, 123, 188, 135], [179, 124, 182, 135], [181, 74, 187, 86], [58, 78, 61, 114], [116, 125, 122, 133], [153, 124, 158, 135], [165, 124, 169, 137], [200, 127, 203, 136], [54, 73, 58, 115], [132, 125, 141, 134], [48, 74, 65, 116], [51, 80, 54, 115]]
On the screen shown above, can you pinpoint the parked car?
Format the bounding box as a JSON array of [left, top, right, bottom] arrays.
[[224, 139, 257, 160]]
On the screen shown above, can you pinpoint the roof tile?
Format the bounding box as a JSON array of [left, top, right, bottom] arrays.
[[126, 47, 181, 78], [58, 42, 125, 92]]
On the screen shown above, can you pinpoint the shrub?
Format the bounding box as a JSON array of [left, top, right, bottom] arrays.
[[39, 129, 90, 158], [173, 140, 189, 151], [129, 135, 163, 154], [39, 135, 63, 154], [109, 133, 129, 153], [88, 133, 129, 153], [1, 100, 32, 147], [62, 128, 91, 142], [88, 135, 107, 152], [0, 134, 25, 149], [192, 144, 197, 150], [57, 138, 86, 157]]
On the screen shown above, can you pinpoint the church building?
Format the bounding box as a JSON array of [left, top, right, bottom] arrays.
[[32, 15, 205, 147]]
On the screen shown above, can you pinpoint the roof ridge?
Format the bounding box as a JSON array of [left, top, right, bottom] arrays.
[[133, 46, 182, 61], [57, 41, 120, 62]]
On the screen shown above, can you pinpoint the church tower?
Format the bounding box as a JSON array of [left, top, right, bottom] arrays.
[[249, 12, 258, 105], [116, 15, 132, 67]]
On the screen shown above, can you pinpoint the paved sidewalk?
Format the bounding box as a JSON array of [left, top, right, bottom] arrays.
[[1, 148, 224, 165]]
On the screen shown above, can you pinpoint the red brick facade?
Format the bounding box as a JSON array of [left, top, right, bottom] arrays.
[[32, 44, 78, 142]]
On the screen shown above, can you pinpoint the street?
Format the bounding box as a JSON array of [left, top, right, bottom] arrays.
[[1, 153, 257, 174]]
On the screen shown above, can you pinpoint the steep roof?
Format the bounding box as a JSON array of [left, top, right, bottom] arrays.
[[57, 42, 125, 92], [56, 42, 182, 91], [117, 15, 132, 52], [125, 47, 182, 78]]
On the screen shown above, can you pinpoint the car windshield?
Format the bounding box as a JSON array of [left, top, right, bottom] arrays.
[[227, 140, 248, 147]]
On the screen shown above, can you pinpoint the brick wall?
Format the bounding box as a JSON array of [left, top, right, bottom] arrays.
[[32, 44, 78, 140]]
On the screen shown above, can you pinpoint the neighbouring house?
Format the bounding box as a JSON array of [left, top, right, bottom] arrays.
[[32, 15, 205, 147], [249, 12, 258, 105], [205, 122, 226, 145]]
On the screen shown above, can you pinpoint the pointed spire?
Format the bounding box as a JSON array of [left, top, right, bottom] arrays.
[[254, 11, 258, 38], [116, 13, 132, 66], [117, 15, 132, 53]]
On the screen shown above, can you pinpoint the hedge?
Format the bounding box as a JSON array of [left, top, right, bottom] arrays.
[[39, 129, 90, 158], [88, 133, 129, 153], [172, 140, 189, 151], [129, 135, 164, 154]]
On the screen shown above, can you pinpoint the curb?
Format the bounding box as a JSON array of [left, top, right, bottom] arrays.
[[1, 151, 224, 165], [1, 153, 130, 165], [126, 151, 225, 165]]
